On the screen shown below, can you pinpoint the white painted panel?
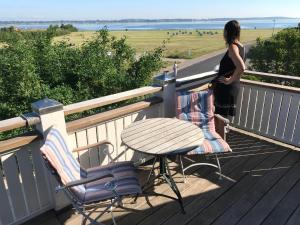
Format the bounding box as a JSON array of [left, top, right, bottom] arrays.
[[0, 166, 14, 225], [115, 118, 126, 162], [233, 85, 244, 126], [68, 133, 78, 159], [267, 91, 283, 136], [239, 86, 251, 128], [291, 102, 300, 146], [106, 121, 118, 163], [131, 113, 143, 163], [253, 87, 266, 132], [260, 90, 274, 134], [75, 130, 89, 168], [275, 94, 291, 139], [97, 124, 109, 165], [16, 147, 40, 213], [284, 95, 300, 141], [86, 127, 99, 167], [31, 145, 52, 208], [246, 87, 258, 129], [124, 115, 134, 161], [1, 153, 27, 220]]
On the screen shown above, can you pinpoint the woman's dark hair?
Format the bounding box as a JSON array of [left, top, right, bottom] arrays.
[[224, 20, 241, 45]]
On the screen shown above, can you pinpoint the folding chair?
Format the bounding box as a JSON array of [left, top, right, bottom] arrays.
[[40, 127, 141, 225], [176, 88, 232, 181]]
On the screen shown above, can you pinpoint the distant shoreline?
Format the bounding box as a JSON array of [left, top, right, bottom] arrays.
[[0, 17, 298, 24], [1, 18, 297, 31]]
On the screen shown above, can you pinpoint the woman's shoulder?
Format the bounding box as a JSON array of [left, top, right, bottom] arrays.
[[231, 41, 244, 48], [228, 43, 240, 54], [228, 43, 244, 52], [228, 42, 245, 59]]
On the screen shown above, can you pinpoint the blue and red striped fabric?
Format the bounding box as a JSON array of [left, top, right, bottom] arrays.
[[40, 127, 85, 196], [176, 89, 231, 154], [41, 127, 141, 203]]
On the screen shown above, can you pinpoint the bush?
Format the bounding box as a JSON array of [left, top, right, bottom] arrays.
[[248, 28, 300, 76], [46, 24, 78, 36], [0, 28, 164, 120]]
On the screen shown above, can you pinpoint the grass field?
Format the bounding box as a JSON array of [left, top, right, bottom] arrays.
[[54, 29, 279, 59]]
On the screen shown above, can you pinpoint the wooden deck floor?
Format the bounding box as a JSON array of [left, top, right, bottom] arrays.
[[28, 131, 300, 225]]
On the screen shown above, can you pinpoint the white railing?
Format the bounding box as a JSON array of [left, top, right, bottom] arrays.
[[0, 133, 53, 225], [0, 85, 164, 224], [66, 97, 163, 169], [175, 70, 300, 148], [233, 73, 300, 148], [0, 69, 299, 224]]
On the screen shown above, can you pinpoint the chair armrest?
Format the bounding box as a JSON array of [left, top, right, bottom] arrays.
[[64, 173, 113, 188], [73, 140, 114, 153], [214, 114, 230, 124], [214, 114, 230, 140]]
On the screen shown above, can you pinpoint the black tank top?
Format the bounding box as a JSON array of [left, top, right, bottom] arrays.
[[218, 43, 245, 78]]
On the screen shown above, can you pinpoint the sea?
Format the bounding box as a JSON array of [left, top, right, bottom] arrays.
[[0, 18, 299, 31]]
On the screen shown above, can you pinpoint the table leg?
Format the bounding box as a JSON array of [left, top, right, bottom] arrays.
[[160, 156, 186, 214], [133, 156, 158, 202]]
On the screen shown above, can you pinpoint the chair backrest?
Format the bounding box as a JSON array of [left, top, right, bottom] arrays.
[[176, 89, 215, 131], [40, 127, 85, 194]]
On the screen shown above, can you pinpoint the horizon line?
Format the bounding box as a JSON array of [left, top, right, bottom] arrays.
[[0, 16, 299, 22]]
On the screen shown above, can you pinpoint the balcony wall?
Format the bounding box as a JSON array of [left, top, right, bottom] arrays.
[[233, 79, 300, 148], [0, 70, 299, 224], [0, 135, 52, 225]]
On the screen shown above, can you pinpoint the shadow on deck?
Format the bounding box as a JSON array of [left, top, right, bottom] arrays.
[[27, 131, 300, 225]]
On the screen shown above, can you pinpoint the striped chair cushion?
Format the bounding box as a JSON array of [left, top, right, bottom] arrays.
[[41, 127, 141, 203], [40, 127, 85, 195], [186, 129, 231, 154], [176, 89, 215, 130], [84, 164, 141, 203], [176, 89, 231, 154]]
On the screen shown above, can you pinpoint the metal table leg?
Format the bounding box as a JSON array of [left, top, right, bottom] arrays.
[[159, 156, 186, 214], [139, 156, 185, 214]]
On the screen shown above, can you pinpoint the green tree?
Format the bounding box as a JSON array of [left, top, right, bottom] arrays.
[[248, 28, 300, 76], [0, 39, 45, 119], [0, 28, 163, 121]]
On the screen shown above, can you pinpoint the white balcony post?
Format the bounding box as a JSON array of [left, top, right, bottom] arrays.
[[31, 98, 70, 210], [154, 67, 177, 118]]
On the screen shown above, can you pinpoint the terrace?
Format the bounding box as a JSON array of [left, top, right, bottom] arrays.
[[0, 69, 300, 225]]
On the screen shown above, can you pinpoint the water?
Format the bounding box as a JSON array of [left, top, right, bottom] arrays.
[[0, 18, 299, 31]]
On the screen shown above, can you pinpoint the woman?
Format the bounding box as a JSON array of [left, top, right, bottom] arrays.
[[213, 20, 246, 117]]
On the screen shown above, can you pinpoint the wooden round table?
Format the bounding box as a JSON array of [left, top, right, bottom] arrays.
[[121, 118, 204, 214]]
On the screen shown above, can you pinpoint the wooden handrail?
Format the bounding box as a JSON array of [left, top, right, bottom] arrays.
[[66, 96, 163, 133], [64, 86, 162, 116], [0, 114, 40, 133], [245, 70, 300, 82], [0, 131, 42, 154]]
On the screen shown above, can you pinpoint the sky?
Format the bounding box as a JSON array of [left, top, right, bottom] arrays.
[[0, 0, 299, 21]]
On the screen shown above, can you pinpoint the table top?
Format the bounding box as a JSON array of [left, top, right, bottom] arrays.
[[121, 118, 204, 155]]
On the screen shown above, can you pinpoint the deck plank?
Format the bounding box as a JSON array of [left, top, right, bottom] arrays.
[[235, 152, 300, 225], [32, 131, 300, 225], [261, 179, 300, 225], [186, 146, 289, 225], [285, 204, 300, 225], [162, 138, 283, 225], [209, 150, 296, 225], [138, 154, 259, 225]]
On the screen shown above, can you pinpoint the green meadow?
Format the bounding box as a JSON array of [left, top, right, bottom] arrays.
[[54, 29, 279, 59]]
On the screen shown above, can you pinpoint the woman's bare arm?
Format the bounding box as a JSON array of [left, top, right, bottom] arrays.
[[219, 44, 245, 85]]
